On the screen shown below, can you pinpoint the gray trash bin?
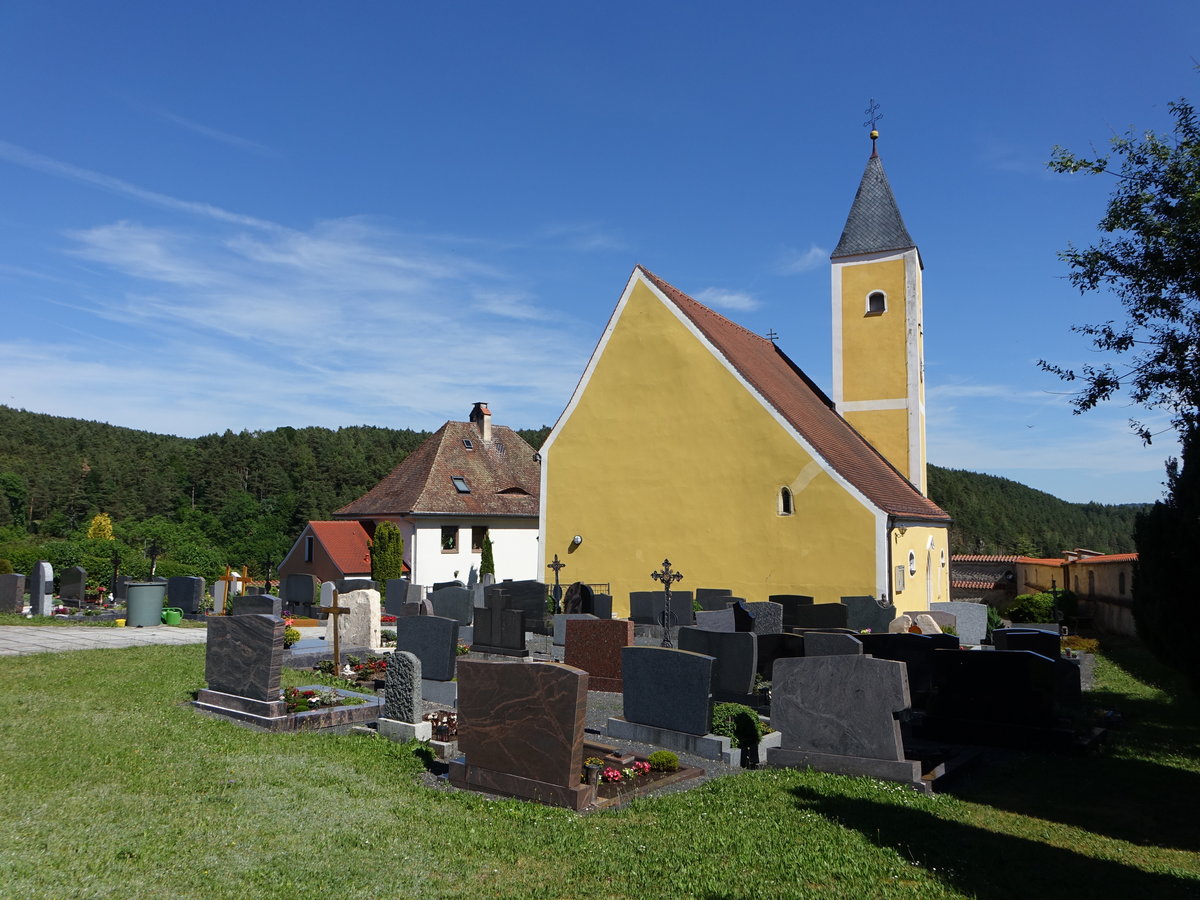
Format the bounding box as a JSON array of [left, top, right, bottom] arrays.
[[125, 582, 167, 627]]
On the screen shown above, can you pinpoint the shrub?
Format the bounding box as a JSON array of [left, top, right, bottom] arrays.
[[0, 558, 11, 575], [711, 702, 767, 749], [647, 750, 679, 772], [1007, 592, 1055, 623], [381, 628, 396, 645], [986, 604, 1004, 636], [1062, 635, 1099, 653], [283, 626, 301, 649]]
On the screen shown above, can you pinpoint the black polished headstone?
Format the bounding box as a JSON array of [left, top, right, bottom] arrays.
[[678, 626, 757, 701], [60, 566, 86, 602], [842, 595, 895, 634], [621, 646, 714, 735], [430, 586, 474, 625], [471, 587, 528, 657], [756, 632, 806, 680], [629, 591, 695, 627], [394, 615, 460, 681], [484, 580, 551, 634], [695, 588, 733, 611], [167, 576, 205, 614], [731, 600, 756, 632], [993, 628, 1060, 658], [788, 603, 849, 630]]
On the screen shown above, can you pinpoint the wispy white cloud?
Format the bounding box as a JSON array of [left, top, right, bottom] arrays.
[[696, 287, 760, 311], [537, 223, 626, 253], [0, 139, 278, 230], [776, 243, 827, 275], [151, 108, 277, 157]]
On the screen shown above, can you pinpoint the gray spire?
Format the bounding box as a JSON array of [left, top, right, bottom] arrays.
[[831, 155, 916, 259]]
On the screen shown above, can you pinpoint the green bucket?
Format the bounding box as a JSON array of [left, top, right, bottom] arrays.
[[161, 607, 184, 626]]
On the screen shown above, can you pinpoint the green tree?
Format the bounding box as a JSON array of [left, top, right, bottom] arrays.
[[1042, 95, 1200, 444], [480, 532, 495, 577], [370, 521, 405, 597]]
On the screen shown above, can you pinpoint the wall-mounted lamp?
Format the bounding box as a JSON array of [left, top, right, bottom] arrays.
[[572, 535, 583, 546]]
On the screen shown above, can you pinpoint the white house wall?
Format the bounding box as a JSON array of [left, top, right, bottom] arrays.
[[411, 518, 538, 587]]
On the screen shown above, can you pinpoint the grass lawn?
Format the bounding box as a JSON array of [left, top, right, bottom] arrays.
[[0, 639, 1197, 899]]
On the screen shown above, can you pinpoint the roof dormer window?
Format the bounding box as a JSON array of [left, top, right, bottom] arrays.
[[451, 476, 471, 493], [463, 439, 474, 451]]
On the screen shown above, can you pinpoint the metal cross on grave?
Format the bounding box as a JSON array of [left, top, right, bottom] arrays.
[[547, 554, 566, 610], [321, 587, 353, 674], [146, 540, 162, 578], [650, 558, 684, 648]]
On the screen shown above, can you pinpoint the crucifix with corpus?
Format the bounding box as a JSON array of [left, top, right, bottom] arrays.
[[650, 558, 684, 648]]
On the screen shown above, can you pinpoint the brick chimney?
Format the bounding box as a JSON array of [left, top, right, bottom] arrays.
[[469, 402, 492, 442]]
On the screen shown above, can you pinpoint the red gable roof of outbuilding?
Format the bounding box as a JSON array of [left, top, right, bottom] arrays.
[[637, 266, 950, 523], [307, 521, 372, 573]]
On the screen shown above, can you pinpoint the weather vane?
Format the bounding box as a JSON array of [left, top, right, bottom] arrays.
[[863, 98, 882, 154]]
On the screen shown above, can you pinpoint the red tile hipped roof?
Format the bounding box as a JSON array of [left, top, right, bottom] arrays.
[[308, 521, 372, 573], [638, 267, 950, 523]]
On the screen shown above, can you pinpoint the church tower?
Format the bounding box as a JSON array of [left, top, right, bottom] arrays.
[[830, 127, 928, 495]]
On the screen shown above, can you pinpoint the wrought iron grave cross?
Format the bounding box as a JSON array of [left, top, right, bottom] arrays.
[[650, 558, 684, 648], [547, 553, 566, 609]]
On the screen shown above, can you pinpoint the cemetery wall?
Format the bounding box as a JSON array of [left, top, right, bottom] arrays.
[[541, 277, 884, 613]]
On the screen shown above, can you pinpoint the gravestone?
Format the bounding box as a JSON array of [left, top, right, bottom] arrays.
[[695, 608, 736, 632], [484, 580, 551, 634], [394, 615, 460, 682], [429, 586, 474, 626], [564, 618, 634, 692], [29, 562, 54, 616], [0, 573, 25, 613], [756, 632, 806, 680], [803, 631, 864, 657], [773, 595, 816, 629], [282, 573, 319, 614], [195, 614, 287, 724], [591, 593, 613, 619], [888, 614, 913, 633], [113, 575, 133, 602], [695, 588, 733, 611], [842, 595, 894, 634], [466, 567, 478, 589], [857, 632, 949, 707], [167, 576, 205, 614], [924, 648, 1062, 743], [731, 600, 756, 633], [767, 654, 921, 788], [471, 587, 528, 657], [245, 586, 265, 596], [384, 578, 425, 616], [620, 646, 714, 736], [745, 601, 783, 635], [432, 580, 464, 592], [450, 660, 593, 809], [383, 650, 423, 724], [232, 594, 283, 617], [677, 626, 757, 702], [788, 602, 848, 630], [903, 609, 957, 633], [930, 601, 988, 645], [553, 613, 596, 646], [562, 581, 595, 615], [60, 566, 86, 603], [629, 591, 696, 627], [329, 589, 381, 650], [339, 578, 376, 593], [993, 628, 1060, 658], [402, 598, 434, 617]]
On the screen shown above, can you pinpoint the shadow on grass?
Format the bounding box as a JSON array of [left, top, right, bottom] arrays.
[[791, 784, 1200, 899]]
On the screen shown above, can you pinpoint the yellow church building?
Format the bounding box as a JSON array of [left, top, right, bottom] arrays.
[[539, 143, 952, 617]]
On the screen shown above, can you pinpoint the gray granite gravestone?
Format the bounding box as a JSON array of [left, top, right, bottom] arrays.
[[430, 586, 474, 625], [484, 580, 551, 634], [745, 601, 783, 635], [695, 608, 736, 632], [677, 626, 758, 701], [167, 576, 205, 614], [232, 594, 283, 617], [29, 561, 54, 616], [60, 566, 86, 602], [695, 587, 733, 611], [282, 573, 320, 614], [620, 646, 714, 735], [788, 602, 849, 630], [384, 578, 425, 617], [930, 601, 987, 645], [383, 650, 423, 723], [401, 598, 434, 617], [591, 593, 613, 619], [842, 595, 894, 634], [471, 587, 528, 657], [772, 595, 815, 629], [203, 614, 284, 702], [0, 573, 25, 613], [803, 632, 864, 656], [394, 615, 460, 681], [767, 654, 920, 787], [629, 590, 696, 627]]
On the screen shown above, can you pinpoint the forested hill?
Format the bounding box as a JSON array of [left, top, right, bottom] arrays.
[[928, 465, 1147, 556], [0, 405, 1142, 574]]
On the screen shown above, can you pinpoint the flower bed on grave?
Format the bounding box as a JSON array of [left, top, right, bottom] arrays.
[[279, 685, 382, 731], [582, 746, 705, 809]]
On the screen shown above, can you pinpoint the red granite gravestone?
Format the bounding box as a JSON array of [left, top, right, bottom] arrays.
[[449, 659, 594, 809], [564, 618, 634, 692]]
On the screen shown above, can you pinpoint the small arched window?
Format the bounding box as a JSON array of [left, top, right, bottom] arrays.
[[866, 291, 887, 315], [778, 486, 794, 516], [908, 550, 917, 576]]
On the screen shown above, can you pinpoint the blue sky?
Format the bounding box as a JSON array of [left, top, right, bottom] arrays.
[[0, 2, 1196, 505]]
